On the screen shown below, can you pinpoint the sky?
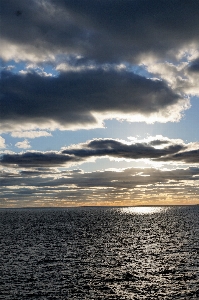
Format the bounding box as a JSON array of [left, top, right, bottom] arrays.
[[0, 0, 199, 208]]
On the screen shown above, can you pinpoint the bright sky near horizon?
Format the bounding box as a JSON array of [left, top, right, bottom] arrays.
[[0, 0, 199, 207]]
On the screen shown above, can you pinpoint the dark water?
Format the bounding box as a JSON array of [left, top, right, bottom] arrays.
[[0, 206, 199, 300]]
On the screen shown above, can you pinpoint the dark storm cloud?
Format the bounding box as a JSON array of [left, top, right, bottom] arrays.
[[0, 70, 181, 128], [2, 0, 199, 63], [0, 138, 191, 168]]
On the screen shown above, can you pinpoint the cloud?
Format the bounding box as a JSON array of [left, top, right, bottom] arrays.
[[0, 166, 187, 188], [0, 151, 81, 167], [149, 139, 170, 146], [11, 130, 52, 139], [0, 69, 188, 133], [1, 1, 199, 208], [1, 136, 198, 168], [157, 149, 199, 164], [15, 140, 31, 149], [0, 137, 6, 149], [1, 166, 199, 207], [146, 60, 199, 97], [1, 0, 199, 63], [62, 138, 186, 160], [2, 0, 198, 134]]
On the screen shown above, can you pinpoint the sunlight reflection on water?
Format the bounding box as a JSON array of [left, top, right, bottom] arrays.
[[120, 206, 169, 214]]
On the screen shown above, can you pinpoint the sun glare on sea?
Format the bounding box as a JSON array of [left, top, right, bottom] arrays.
[[120, 206, 168, 215]]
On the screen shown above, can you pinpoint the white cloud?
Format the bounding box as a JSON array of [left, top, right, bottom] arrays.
[[11, 130, 52, 139], [146, 55, 199, 97], [15, 140, 31, 149], [0, 39, 56, 63], [0, 137, 6, 149]]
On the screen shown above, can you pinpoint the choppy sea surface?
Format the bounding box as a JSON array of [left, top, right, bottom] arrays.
[[0, 205, 199, 300]]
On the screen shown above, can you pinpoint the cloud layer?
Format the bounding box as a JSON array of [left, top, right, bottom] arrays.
[[1, 1, 199, 207], [1, 0, 199, 63], [2, 0, 199, 133], [1, 137, 198, 167], [1, 166, 199, 207], [1, 136, 198, 206]]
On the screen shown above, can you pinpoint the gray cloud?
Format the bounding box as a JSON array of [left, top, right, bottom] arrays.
[[158, 149, 199, 164], [149, 140, 170, 146], [0, 151, 81, 167], [1, 0, 199, 63], [1, 166, 199, 207], [1, 167, 198, 189], [1, 137, 196, 168], [62, 139, 185, 159], [0, 69, 183, 131]]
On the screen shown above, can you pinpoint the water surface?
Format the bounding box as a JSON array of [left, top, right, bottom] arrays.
[[0, 206, 199, 299]]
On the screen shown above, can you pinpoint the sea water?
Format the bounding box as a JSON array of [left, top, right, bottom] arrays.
[[0, 206, 199, 299]]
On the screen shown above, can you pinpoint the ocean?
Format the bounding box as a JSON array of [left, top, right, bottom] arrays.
[[0, 206, 199, 299]]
